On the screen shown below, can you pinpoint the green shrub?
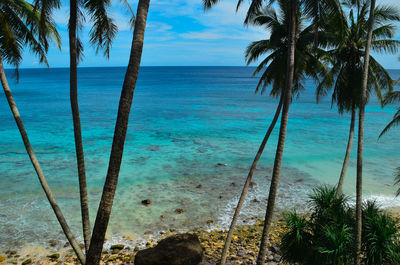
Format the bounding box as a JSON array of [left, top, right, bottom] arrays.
[[280, 186, 400, 265]]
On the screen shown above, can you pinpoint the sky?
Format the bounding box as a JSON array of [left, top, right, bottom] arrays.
[[14, 0, 400, 69]]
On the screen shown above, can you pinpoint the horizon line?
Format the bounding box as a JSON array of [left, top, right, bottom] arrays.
[[5, 65, 400, 70]]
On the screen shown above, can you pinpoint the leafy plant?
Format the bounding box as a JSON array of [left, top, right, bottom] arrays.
[[280, 186, 400, 265]]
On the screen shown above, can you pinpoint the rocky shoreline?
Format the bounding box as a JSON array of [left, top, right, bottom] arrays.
[[0, 218, 287, 265]]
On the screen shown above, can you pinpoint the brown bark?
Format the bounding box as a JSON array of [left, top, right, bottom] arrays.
[[0, 57, 86, 264], [355, 0, 375, 264], [220, 94, 283, 265], [69, 0, 91, 253], [256, 0, 297, 264], [336, 105, 356, 196], [85, 1, 150, 264]]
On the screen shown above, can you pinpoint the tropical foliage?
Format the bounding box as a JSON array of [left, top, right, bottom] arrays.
[[316, 0, 400, 195], [281, 186, 400, 265], [0, 0, 60, 69], [246, 3, 327, 97]]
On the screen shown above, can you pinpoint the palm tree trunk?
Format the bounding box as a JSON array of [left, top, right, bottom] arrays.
[[355, 0, 375, 264], [85, 1, 150, 264], [0, 58, 86, 264], [336, 105, 356, 196], [69, 0, 91, 253], [256, 0, 297, 264], [220, 94, 283, 265]]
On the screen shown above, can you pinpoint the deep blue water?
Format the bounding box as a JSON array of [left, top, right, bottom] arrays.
[[0, 66, 399, 251]]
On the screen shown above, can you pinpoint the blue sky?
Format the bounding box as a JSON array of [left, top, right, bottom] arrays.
[[16, 0, 400, 69]]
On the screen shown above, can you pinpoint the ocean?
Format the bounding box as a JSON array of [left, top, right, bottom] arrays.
[[0, 66, 399, 251]]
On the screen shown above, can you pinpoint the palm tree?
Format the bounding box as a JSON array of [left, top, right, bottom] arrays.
[[68, 0, 117, 252], [203, 0, 340, 264], [85, 0, 150, 264], [0, 0, 86, 263], [356, 0, 375, 262], [218, 3, 328, 264], [316, 0, 399, 196]]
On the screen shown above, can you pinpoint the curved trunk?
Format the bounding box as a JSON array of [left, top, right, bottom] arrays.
[[69, 0, 91, 253], [336, 105, 356, 196], [85, 1, 150, 264], [355, 0, 375, 264], [256, 0, 296, 264], [220, 94, 283, 265], [0, 58, 86, 264]]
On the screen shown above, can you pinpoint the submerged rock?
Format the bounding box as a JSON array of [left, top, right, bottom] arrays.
[[135, 233, 203, 265], [146, 145, 160, 151], [197, 148, 207, 153], [216, 163, 227, 167], [196, 184, 202, 189], [141, 199, 152, 206], [175, 208, 184, 214]]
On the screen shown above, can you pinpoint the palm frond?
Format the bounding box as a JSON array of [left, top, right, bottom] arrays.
[[379, 108, 400, 137], [84, 0, 117, 58]]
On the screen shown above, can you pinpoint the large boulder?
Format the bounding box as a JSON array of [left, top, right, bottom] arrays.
[[135, 233, 203, 265]]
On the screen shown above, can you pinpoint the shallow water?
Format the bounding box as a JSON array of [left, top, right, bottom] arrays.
[[0, 66, 399, 251]]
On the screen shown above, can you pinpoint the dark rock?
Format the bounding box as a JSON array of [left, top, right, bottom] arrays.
[[231, 182, 237, 187], [63, 242, 70, 248], [252, 198, 260, 203], [218, 195, 223, 199], [47, 253, 60, 260], [196, 184, 202, 189], [135, 233, 203, 265], [216, 163, 227, 167], [48, 240, 57, 247], [237, 250, 246, 257], [141, 199, 152, 206], [111, 244, 125, 250], [249, 181, 256, 188], [79, 243, 85, 249], [160, 215, 164, 219], [175, 208, 184, 214], [270, 244, 280, 254], [206, 220, 213, 225], [295, 178, 304, 183]]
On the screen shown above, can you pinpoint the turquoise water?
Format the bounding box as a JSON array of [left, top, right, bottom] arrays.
[[0, 66, 399, 251]]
